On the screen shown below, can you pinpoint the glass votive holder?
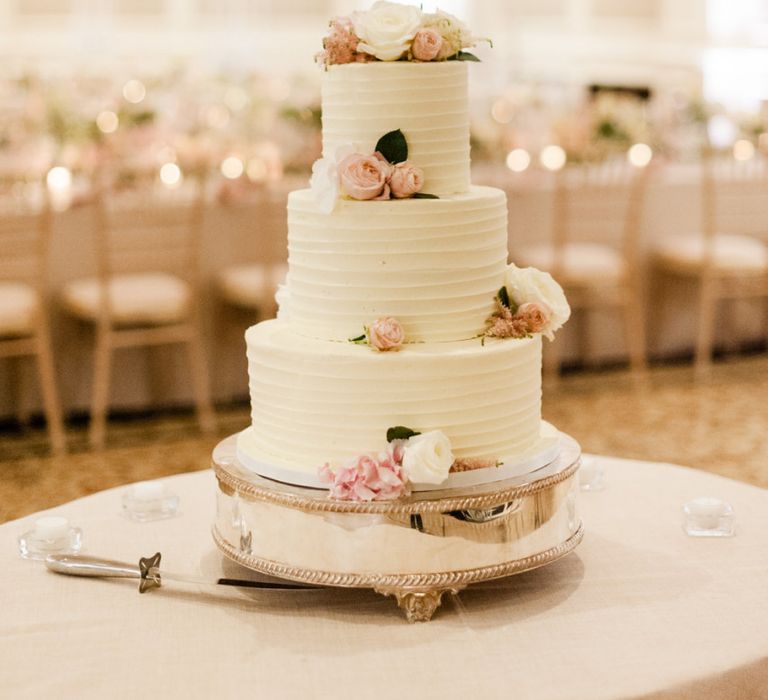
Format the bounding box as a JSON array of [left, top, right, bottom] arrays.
[[579, 456, 605, 492], [122, 480, 180, 522], [18, 516, 83, 560], [682, 497, 734, 537]]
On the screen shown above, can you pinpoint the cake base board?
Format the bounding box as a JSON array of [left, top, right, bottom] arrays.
[[234, 421, 562, 491], [212, 432, 583, 622]]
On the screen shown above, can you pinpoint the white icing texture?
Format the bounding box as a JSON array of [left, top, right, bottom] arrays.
[[287, 186, 508, 343], [245, 320, 542, 473], [321, 62, 470, 196]]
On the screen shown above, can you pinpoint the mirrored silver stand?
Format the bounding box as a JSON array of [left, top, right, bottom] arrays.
[[212, 433, 583, 623]]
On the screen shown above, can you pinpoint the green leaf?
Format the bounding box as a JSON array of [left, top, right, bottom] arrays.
[[497, 286, 511, 309], [386, 426, 421, 443], [412, 192, 439, 199], [349, 333, 367, 345], [452, 51, 481, 62], [375, 129, 408, 164]]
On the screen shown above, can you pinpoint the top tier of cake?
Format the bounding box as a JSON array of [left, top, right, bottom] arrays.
[[321, 61, 470, 197]]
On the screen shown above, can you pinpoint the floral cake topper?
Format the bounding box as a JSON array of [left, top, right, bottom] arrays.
[[310, 129, 438, 213], [484, 264, 571, 342], [317, 1, 489, 67]]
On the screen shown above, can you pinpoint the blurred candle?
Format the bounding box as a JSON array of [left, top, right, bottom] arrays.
[[159, 162, 182, 188], [506, 148, 531, 172], [539, 145, 566, 171], [46, 166, 72, 192], [221, 156, 244, 179], [627, 142, 653, 168]]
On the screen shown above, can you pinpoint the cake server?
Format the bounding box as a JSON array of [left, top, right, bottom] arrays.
[[45, 552, 314, 593]]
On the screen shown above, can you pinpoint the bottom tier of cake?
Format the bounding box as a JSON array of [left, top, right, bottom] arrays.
[[243, 320, 544, 485]]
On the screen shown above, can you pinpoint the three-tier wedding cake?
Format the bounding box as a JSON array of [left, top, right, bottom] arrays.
[[236, 1, 571, 499]]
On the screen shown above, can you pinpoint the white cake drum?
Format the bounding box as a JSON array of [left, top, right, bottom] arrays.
[[212, 431, 583, 622], [236, 421, 562, 491]]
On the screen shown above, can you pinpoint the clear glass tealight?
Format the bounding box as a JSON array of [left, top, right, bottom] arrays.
[[683, 497, 735, 537], [18, 516, 83, 560], [579, 456, 605, 492], [122, 480, 180, 522]]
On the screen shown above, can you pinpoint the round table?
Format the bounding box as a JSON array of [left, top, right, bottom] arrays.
[[2, 456, 768, 699]]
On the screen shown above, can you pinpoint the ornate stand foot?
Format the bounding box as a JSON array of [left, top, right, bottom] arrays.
[[375, 586, 465, 623]]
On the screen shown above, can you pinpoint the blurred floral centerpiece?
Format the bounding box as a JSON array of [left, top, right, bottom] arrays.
[[317, 1, 489, 67]]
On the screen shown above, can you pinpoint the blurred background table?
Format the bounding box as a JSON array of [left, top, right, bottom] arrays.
[[3, 455, 768, 699]]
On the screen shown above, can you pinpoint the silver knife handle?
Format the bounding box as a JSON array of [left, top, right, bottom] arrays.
[[46, 554, 141, 579]]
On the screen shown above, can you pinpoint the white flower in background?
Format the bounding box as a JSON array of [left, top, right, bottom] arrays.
[[504, 264, 571, 340], [353, 1, 423, 62], [309, 144, 355, 214], [423, 9, 475, 59], [401, 430, 454, 484]]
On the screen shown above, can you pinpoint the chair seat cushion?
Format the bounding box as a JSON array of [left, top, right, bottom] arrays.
[[513, 243, 625, 284], [217, 263, 288, 310], [61, 273, 191, 326], [654, 234, 768, 273], [0, 282, 38, 337]]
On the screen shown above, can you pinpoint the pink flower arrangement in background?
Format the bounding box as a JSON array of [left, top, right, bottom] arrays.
[[319, 449, 409, 501]]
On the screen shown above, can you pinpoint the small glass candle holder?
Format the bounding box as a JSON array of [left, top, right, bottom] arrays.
[[579, 456, 605, 492], [682, 497, 734, 537], [18, 516, 83, 560], [122, 480, 180, 522]]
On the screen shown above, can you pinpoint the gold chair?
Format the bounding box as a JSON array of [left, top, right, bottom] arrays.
[[0, 174, 66, 453], [653, 151, 768, 373], [60, 168, 216, 449], [513, 160, 650, 378]]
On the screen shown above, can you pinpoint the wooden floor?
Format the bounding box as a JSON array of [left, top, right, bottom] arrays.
[[1, 354, 767, 523]]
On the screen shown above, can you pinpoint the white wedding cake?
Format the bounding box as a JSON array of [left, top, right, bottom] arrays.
[[237, 2, 571, 499]]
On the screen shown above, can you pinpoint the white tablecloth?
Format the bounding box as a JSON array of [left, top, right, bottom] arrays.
[[3, 455, 768, 699]]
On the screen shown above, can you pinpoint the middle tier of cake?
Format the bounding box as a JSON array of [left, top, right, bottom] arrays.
[[243, 320, 543, 475], [285, 185, 508, 343]]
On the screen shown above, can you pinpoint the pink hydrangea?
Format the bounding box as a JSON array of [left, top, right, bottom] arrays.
[[318, 448, 409, 501], [318, 16, 361, 66]]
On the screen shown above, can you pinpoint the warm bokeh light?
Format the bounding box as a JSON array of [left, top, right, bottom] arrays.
[[733, 139, 755, 161], [221, 155, 244, 179], [627, 143, 653, 168], [539, 145, 566, 171], [246, 158, 268, 182], [506, 148, 531, 172], [96, 110, 119, 134], [224, 87, 249, 112], [206, 105, 230, 129], [46, 166, 72, 191], [159, 162, 182, 188], [491, 99, 514, 124], [122, 79, 146, 104]]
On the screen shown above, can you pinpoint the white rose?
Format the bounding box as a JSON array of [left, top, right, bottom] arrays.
[[423, 9, 474, 59], [504, 263, 571, 340], [353, 1, 423, 62], [401, 430, 454, 484], [309, 144, 356, 214]]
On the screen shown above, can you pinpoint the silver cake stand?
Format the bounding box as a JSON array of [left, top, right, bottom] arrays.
[[212, 433, 583, 622]]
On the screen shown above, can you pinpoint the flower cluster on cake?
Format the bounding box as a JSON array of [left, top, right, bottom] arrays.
[[236, 1, 572, 503]]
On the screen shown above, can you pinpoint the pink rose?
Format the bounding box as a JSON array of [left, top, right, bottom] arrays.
[[389, 161, 424, 199], [318, 450, 409, 502], [338, 153, 392, 200], [412, 28, 443, 61], [367, 316, 405, 351], [515, 302, 551, 334]]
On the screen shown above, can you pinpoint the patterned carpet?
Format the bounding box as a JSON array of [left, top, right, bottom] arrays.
[[2, 355, 767, 523]]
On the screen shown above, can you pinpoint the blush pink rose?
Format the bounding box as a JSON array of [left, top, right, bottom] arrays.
[[367, 316, 405, 351], [515, 302, 551, 334], [412, 28, 443, 61], [338, 153, 392, 200], [389, 162, 424, 199], [318, 451, 409, 502]]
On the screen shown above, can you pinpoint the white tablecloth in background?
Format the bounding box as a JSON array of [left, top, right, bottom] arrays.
[[2, 456, 768, 699]]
